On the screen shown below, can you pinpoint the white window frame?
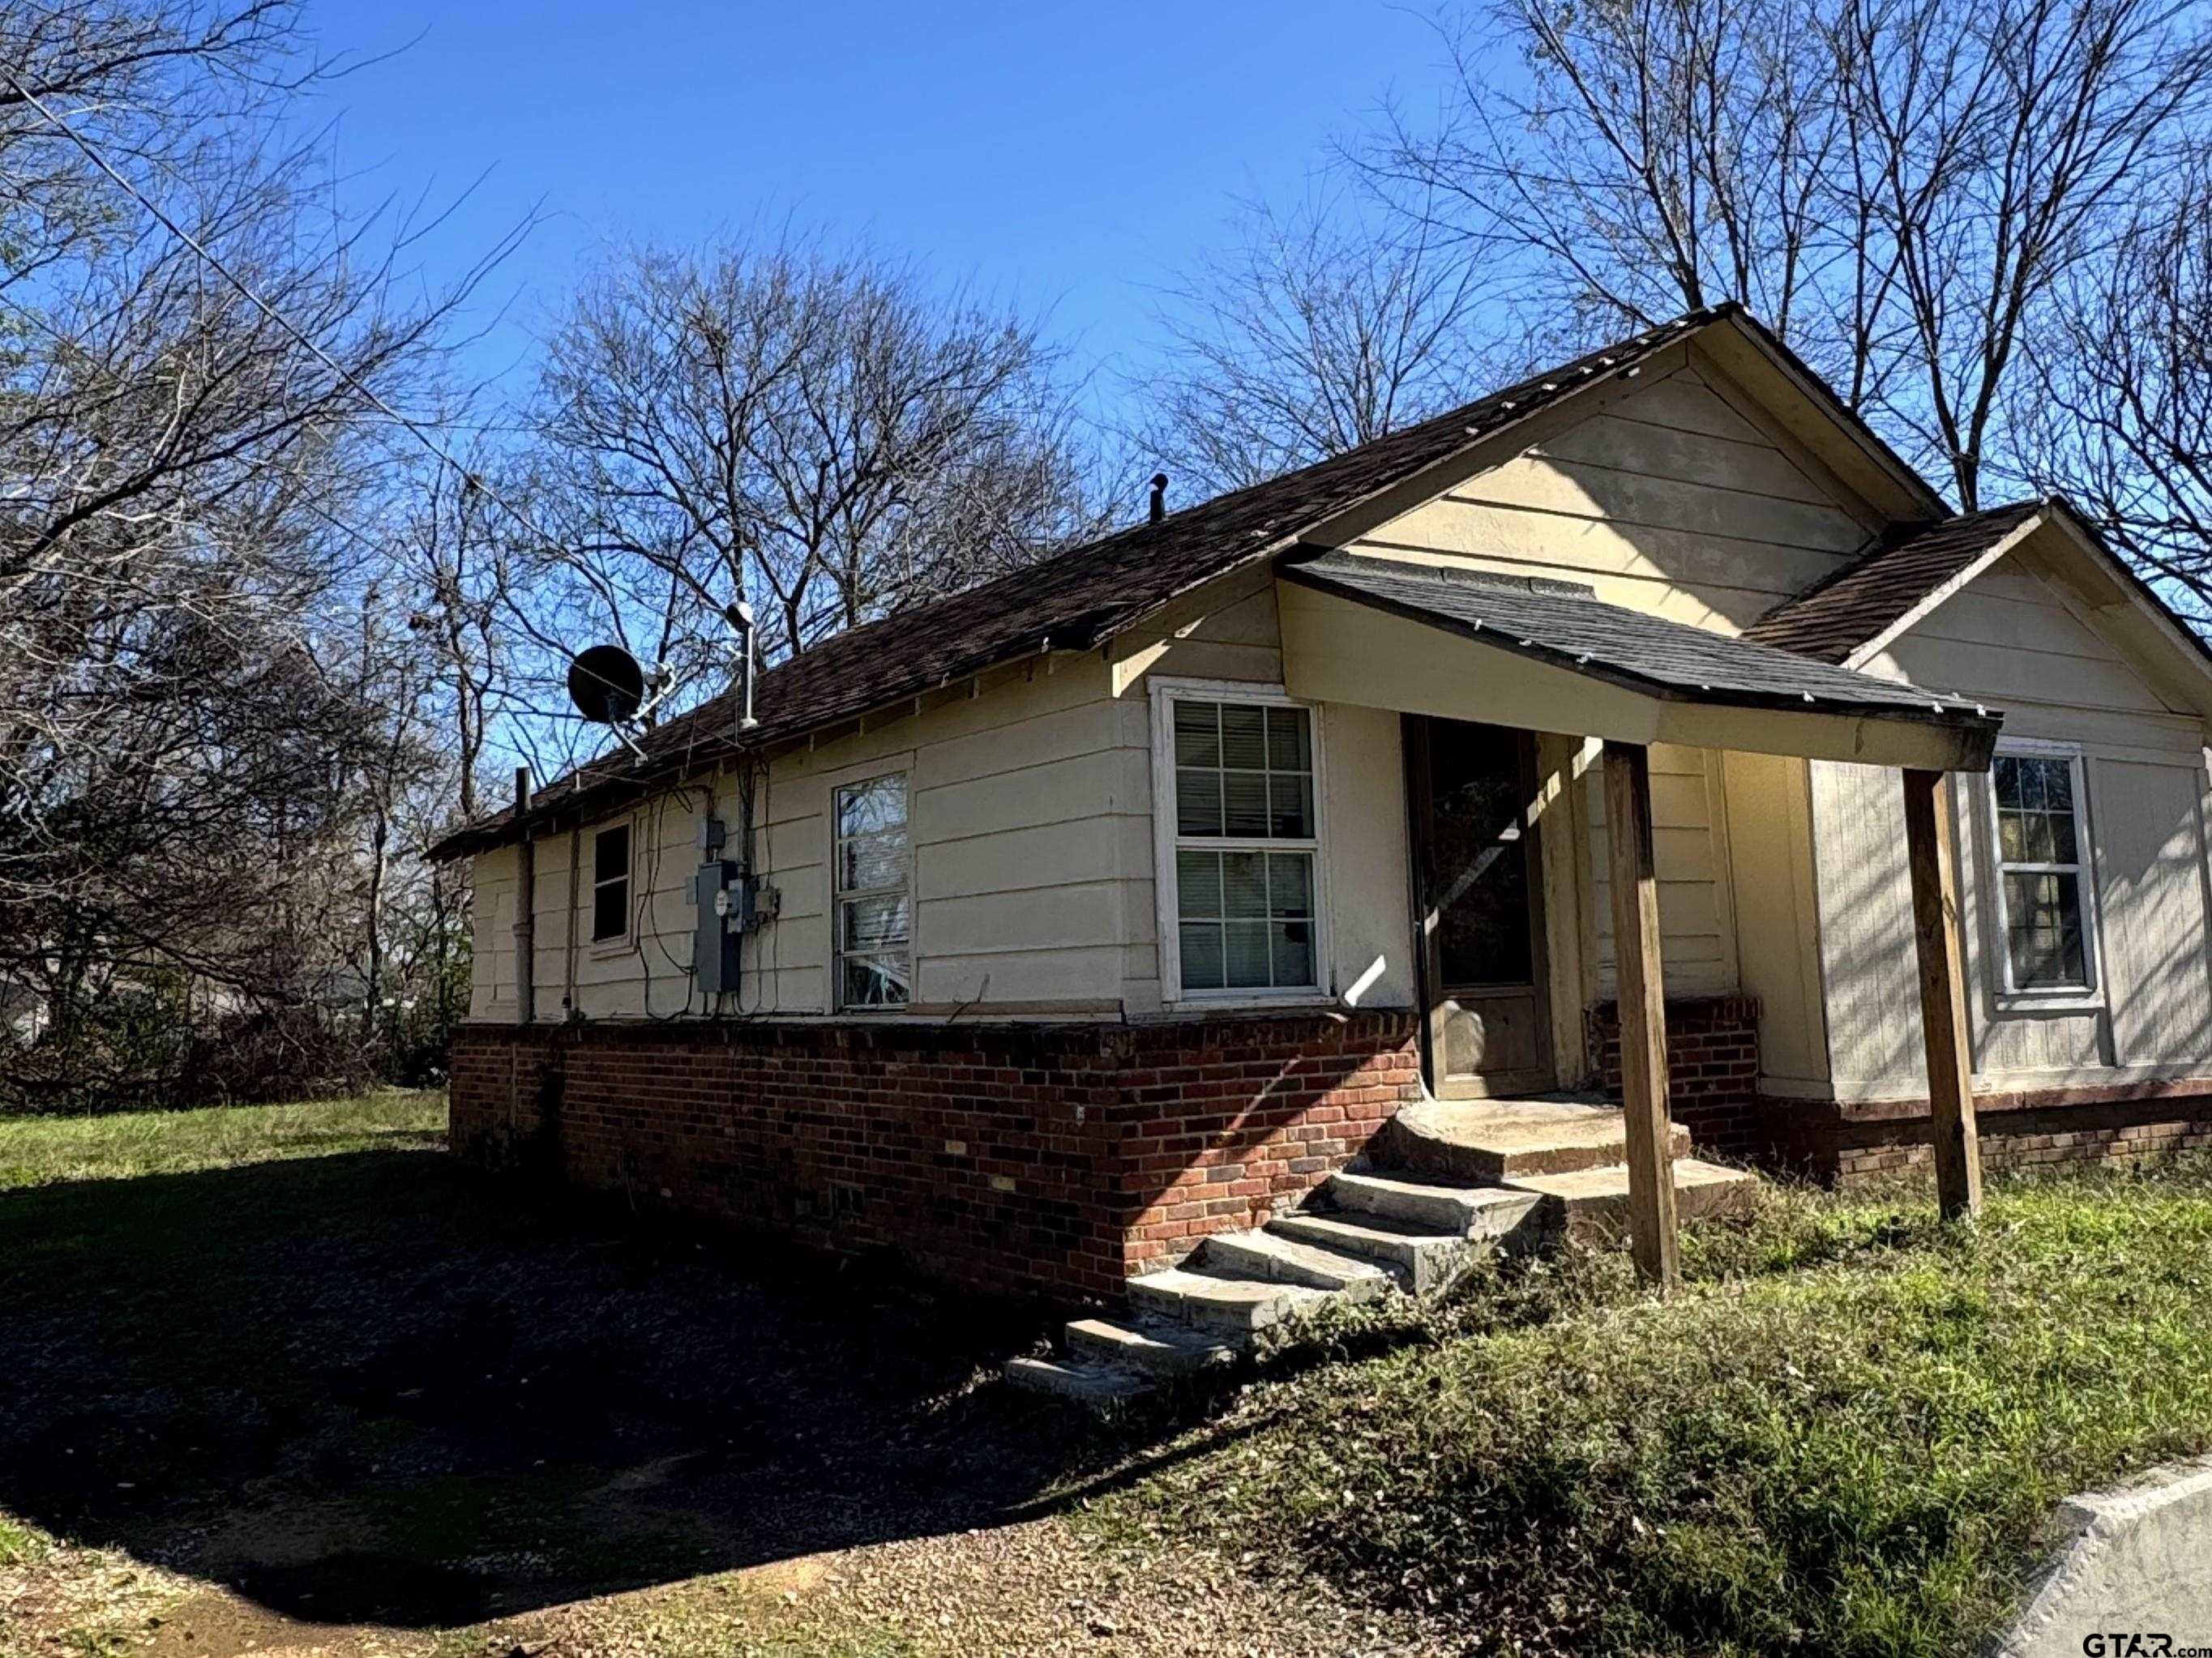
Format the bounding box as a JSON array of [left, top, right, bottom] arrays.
[[1149, 677, 1332, 1007], [588, 819, 635, 951], [831, 770, 914, 1012], [1980, 737, 2104, 1010]]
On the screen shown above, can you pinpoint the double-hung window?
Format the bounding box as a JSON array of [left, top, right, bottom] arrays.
[[1157, 685, 1323, 998], [833, 773, 912, 1009], [591, 823, 631, 944], [1987, 746, 2098, 997]]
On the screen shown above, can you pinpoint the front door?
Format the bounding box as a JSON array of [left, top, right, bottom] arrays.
[[1407, 716, 1552, 1097]]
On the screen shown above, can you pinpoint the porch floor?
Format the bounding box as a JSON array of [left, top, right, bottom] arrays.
[[1372, 1092, 1696, 1182]]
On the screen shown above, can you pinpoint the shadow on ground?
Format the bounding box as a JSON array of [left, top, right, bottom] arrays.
[[0, 1142, 1152, 1629]]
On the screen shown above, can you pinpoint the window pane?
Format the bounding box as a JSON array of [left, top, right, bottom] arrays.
[[1222, 771, 1270, 836], [1176, 767, 1223, 835], [594, 825, 630, 884], [1221, 851, 1269, 918], [1268, 853, 1313, 917], [1270, 921, 1316, 987], [836, 776, 906, 839], [1266, 706, 1311, 771], [2047, 802, 2078, 862], [841, 894, 910, 952], [1269, 773, 1315, 838], [1223, 921, 1271, 987], [592, 881, 627, 942], [1174, 700, 1221, 766], [839, 952, 910, 1008], [2043, 759, 2074, 813], [1220, 704, 1268, 769], [1175, 850, 1222, 920], [2005, 871, 2087, 988], [838, 833, 905, 893], [1179, 923, 1224, 989]]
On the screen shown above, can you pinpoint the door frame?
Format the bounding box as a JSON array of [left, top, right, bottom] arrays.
[[1402, 713, 1556, 1099]]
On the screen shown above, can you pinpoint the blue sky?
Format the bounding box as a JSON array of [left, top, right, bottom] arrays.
[[299, 1, 1466, 418]]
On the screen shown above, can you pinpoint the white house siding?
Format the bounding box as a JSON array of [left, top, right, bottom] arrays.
[[465, 653, 1145, 1022], [1106, 563, 1419, 1016], [1812, 556, 2212, 1100], [1337, 348, 1884, 1003]]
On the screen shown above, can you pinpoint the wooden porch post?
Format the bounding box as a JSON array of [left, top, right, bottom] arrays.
[[1902, 768, 1983, 1220], [1602, 741, 1679, 1288]]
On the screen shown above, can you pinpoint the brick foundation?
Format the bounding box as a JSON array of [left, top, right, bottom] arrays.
[[447, 1011, 1423, 1303], [1585, 994, 1764, 1158], [1769, 1077, 2212, 1182]]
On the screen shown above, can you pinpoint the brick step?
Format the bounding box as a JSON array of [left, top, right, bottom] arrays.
[[1265, 1209, 1487, 1295], [1506, 1157, 1757, 1233], [1194, 1228, 1395, 1298], [1065, 1316, 1239, 1378], [1003, 1355, 1149, 1404], [1126, 1266, 1332, 1336], [1375, 1096, 1693, 1182], [1324, 1168, 1547, 1242]]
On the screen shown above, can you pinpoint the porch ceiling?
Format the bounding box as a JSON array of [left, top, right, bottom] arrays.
[[1275, 555, 2001, 771]]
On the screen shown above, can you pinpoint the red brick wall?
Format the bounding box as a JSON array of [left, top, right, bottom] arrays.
[[447, 1011, 1423, 1302], [1769, 1079, 2212, 1182], [1585, 995, 1763, 1158]]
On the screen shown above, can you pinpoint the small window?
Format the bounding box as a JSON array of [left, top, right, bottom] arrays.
[[591, 823, 631, 943], [1161, 690, 1321, 996], [833, 774, 911, 1009], [1989, 750, 2096, 994]]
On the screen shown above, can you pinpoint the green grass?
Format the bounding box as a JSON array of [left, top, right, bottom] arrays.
[[1090, 1160, 2212, 1656], [0, 1090, 445, 1190]]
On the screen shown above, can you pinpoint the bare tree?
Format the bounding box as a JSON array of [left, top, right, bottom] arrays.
[[2029, 153, 2212, 622], [1370, 0, 2212, 505], [0, 0, 485, 1106], [1131, 187, 1519, 495], [524, 234, 1102, 690]]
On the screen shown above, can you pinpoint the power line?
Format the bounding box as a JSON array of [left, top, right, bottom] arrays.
[[0, 65, 666, 727], [0, 65, 571, 574]]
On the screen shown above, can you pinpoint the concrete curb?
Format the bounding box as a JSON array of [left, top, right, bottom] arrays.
[[1996, 1455, 2212, 1656]]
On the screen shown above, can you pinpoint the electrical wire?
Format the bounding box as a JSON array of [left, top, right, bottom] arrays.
[[1, 65, 647, 719], [0, 66, 570, 565]]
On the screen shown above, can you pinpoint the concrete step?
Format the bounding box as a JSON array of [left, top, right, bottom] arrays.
[[1376, 1096, 1693, 1182], [1003, 1355, 1149, 1404], [1506, 1156, 1758, 1236], [1265, 1210, 1487, 1295], [1065, 1316, 1239, 1378], [1325, 1169, 1547, 1244], [1127, 1266, 1331, 1336], [1196, 1228, 1395, 1300]]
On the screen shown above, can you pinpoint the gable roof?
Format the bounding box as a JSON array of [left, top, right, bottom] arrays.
[[430, 306, 1731, 860], [1742, 498, 2212, 724], [1741, 501, 2047, 664]]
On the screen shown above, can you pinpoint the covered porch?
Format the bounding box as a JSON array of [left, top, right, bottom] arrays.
[[1275, 553, 2004, 1284]]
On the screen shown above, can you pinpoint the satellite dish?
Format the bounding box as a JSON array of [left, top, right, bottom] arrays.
[[567, 644, 645, 725]]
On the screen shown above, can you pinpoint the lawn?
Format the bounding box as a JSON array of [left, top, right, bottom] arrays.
[[2, 1093, 2210, 1657], [1085, 1161, 2212, 1656]]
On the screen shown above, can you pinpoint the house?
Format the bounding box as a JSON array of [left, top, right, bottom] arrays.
[[430, 304, 2212, 1307]]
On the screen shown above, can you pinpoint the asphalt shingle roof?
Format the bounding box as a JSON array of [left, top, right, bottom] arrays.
[[1278, 557, 2000, 736], [1741, 501, 2046, 664], [431, 306, 1732, 859]]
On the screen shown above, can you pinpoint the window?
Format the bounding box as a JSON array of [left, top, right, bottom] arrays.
[[591, 823, 631, 943], [1157, 686, 1322, 998], [833, 774, 911, 1009], [1988, 747, 2098, 995]]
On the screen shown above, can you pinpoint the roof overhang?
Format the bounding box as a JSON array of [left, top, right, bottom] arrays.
[[1277, 562, 2000, 772], [1849, 503, 2212, 728]]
